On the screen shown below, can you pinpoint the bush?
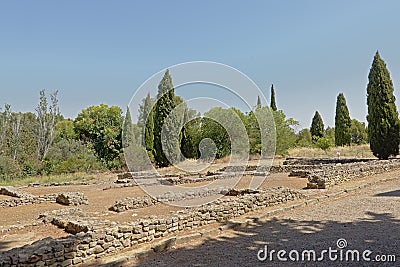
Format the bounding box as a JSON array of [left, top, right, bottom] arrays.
[[315, 137, 333, 152], [22, 158, 43, 176], [46, 139, 104, 174], [0, 155, 23, 181], [53, 154, 102, 174]]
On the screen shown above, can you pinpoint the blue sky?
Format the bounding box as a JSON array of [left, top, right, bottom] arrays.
[[1, 1, 400, 128]]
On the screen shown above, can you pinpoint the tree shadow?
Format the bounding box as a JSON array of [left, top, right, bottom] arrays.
[[130, 212, 399, 267], [375, 190, 400, 197]]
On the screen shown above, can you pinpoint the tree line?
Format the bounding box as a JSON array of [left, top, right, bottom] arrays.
[[0, 51, 397, 180]]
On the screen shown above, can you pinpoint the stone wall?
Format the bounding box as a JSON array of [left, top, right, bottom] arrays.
[[0, 187, 88, 208], [0, 187, 304, 266], [303, 159, 400, 189]]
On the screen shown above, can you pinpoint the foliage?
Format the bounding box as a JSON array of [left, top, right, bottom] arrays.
[[335, 93, 351, 146], [122, 107, 136, 148], [246, 110, 262, 154], [315, 137, 333, 152], [55, 119, 76, 141], [257, 96, 262, 109], [366, 51, 400, 159], [350, 119, 368, 145], [270, 84, 277, 111], [273, 110, 297, 155], [45, 139, 102, 174], [153, 70, 179, 167], [296, 128, 313, 147], [324, 126, 335, 146], [0, 155, 23, 181], [36, 90, 60, 160], [310, 111, 324, 141], [138, 93, 155, 159], [0, 104, 11, 152], [74, 104, 123, 168]]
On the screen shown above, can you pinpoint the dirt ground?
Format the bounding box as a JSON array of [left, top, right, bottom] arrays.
[[132, 177, 400, 267], [0, 172, 307, 252]]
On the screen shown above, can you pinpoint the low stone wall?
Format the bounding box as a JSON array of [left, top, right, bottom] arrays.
[[0, 187, 304, 266], [0, 187, 88, 208], [283, 157, 375, 166], [56, 192, 89, 206], [109, 195, 158, 212], [305, 159, 400, 189], [109, 187, 233, 212]]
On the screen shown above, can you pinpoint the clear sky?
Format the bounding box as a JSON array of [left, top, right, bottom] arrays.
[[1, 0, 400, 128]]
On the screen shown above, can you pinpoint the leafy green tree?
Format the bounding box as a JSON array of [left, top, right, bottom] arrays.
[[367, 51, 400, 159], [316, 137, 333, 152], [296, 128, 313, 147], [153, 70, 178, 167], [181, 116, 202, 159], [273, 110, 297, 155], [246, 110, 262, 154], [325, 126, 335, 146], [74, 104, 123, 168], [54, 119, 76, 142], [335, 93, 351, 146], [45, 139, 102, 174], [201, 109, 231, 159], [270, 84, 277, 111], [350, 119, 368, 145], [310, 111, 324, 141]]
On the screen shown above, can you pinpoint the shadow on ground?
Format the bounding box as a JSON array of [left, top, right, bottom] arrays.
[[129, 212, 399, 267], [375, 190, 400, 197]]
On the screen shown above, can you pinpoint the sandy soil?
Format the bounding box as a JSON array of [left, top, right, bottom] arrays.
[[0, 172, 306, 251], [133, 177, 400, 267]]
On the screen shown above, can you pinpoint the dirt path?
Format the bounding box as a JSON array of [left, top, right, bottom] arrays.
[[133, 178, 400, 266]]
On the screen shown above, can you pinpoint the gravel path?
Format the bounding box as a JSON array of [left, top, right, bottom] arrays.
[[133, 178, 400, 267]]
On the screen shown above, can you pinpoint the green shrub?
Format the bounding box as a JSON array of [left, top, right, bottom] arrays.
[[0, 155, 23, 181]]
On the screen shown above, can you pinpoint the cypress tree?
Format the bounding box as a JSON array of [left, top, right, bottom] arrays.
[[122, 107, 135, 148], [256, 96, 262, 109], [334, 93, 351, 146], [367, 51, 400, 159], [153, 70, 177, 167], [270, 84, 277, 111], [310, 111, 324, 141], [142, 94, 154, 153], [145, 109, 154, 160]]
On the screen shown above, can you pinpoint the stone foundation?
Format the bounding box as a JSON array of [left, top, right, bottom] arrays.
[[0, 187, 304, 266]]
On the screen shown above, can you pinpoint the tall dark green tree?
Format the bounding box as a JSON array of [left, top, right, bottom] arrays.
[[334, 93, 351, 146], [256, 96, 262, 109], [310, 111, 324, 141], [367, 51, 400, 159], [270, 84, 277, 111], [122, 107, 135, 148], [153, 70, 178, 167]]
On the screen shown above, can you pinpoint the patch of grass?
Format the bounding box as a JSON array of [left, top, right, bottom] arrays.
[[0, 172, 94, 187]]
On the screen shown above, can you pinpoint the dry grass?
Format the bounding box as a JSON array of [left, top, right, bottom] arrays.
[[0, 172, 95, 187], [287, 144, 373, 159]]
